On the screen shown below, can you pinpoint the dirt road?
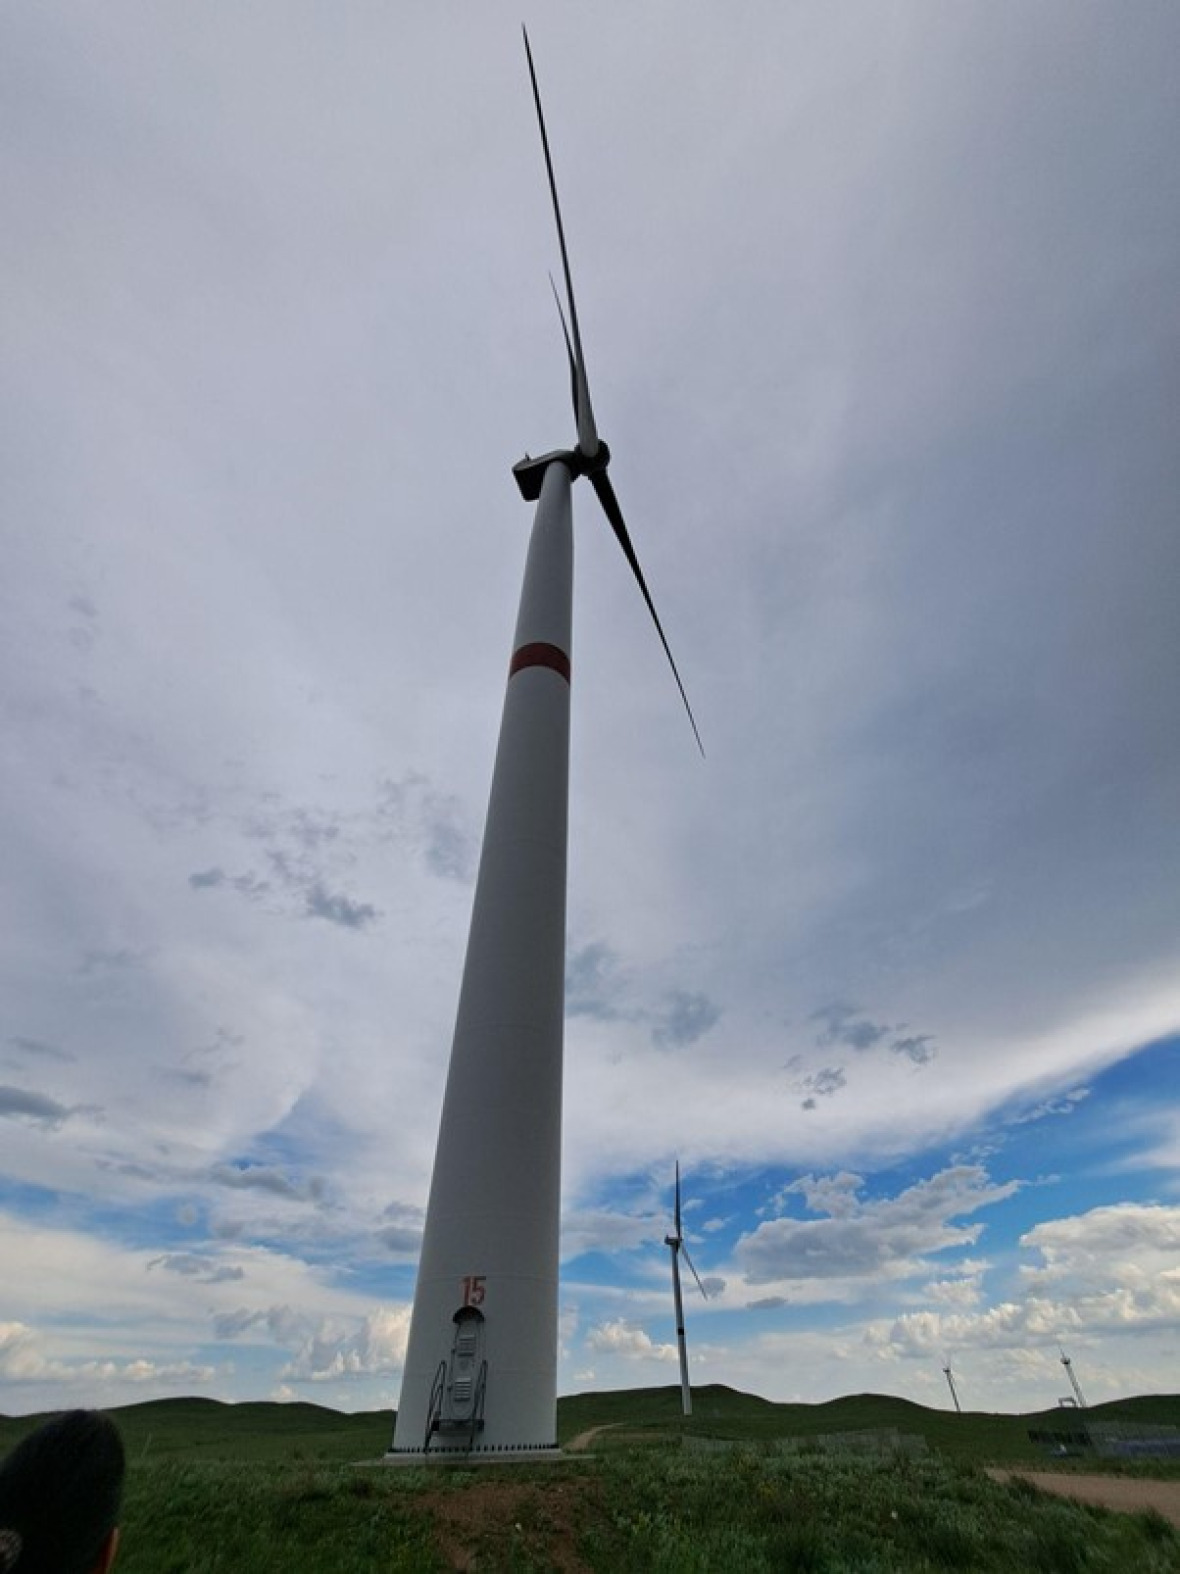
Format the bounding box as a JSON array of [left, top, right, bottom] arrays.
[[987, 1469, 1180, 1528]]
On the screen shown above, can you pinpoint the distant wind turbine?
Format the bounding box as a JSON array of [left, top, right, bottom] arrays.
[[388, 30, 699, 1460], [665, 1162, 708, 1418], [942, 1359, 962, 1415], [1060, 1347, 1088, 1411]]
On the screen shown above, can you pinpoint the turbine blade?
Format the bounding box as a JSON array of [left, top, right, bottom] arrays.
[[674, 1161, 682, 1237], [548, 273, 579, 424], [590, 470, 705, 755], [682, 1244, 708, 1299], [523, 27, 599, 457]]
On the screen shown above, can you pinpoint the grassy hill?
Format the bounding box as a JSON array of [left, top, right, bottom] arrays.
[[3, 1384, 1176, 1467], [556, 1383, 1180, 1464]]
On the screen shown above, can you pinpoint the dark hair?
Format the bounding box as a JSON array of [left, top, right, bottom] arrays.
[[0, 1411, 124, 1574]]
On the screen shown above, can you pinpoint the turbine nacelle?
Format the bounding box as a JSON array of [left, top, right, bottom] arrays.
[[512, 441, 612, 503]]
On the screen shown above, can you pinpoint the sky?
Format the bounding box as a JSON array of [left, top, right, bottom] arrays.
[[3, 1, 1179, 1420]]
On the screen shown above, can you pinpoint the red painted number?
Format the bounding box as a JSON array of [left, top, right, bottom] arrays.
[[462, 1275, 486, 1307]]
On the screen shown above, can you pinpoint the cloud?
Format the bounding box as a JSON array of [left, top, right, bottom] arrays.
[[566, 942, 624, 1021], [189, 867, 226, 889], [304, 883, 378, 930], [147, 1253, 245, 1284], [0, 1086, 76, 1128], [213, 1304, 308, 1343], [810, 1007, 938, 1067], [7, 1037, 74, 1063], [925, 1273, 985, 1308], [735, 1165, 1020, 1288], [870, 1203, 1180, 1361], [208, 1164, 326, 1204], [561, 1207, 664, 1258], [375, 1201, 425, 1254], [812, 1004, 890, 1052], [375, 775, 475, 883], [77, 948, 148, 975], [278, 1307, 410, 1381], [0, 1322, 213, 1388], [891, 1035, 936, 1065], [586, 1319, 677, 1364], [801, 1067, 846, 1105], [1009, 1088, 1091, 1125], [653, 990, 721, 1048], [1020, 1202, 1180, 1292]]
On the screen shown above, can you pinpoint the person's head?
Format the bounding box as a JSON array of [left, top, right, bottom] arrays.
[[0, 1410, 124, 1574]]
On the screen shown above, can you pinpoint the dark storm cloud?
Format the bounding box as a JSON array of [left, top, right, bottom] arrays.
[[304, 883, 378, 929], [0, 1085, 76, 1127]]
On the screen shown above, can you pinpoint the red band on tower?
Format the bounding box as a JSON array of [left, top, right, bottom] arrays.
[[509, 642, 571, 684]]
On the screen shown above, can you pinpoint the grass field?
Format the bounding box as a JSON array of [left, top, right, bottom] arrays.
[[2, 1386, 1178, 1571]]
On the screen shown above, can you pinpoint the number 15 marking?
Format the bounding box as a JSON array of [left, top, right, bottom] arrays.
[[462, 1275, 486, 1307]]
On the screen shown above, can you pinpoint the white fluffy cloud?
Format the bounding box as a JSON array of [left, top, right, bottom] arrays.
[[733, 1166, 1019, 1293], [586, 1320, 678, 1365], [869, 1203, 1180, 1361], [0, 1322, 214, 1391], [279, 1307, 411, 1383]]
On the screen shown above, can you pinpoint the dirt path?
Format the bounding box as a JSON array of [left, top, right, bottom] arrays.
[[987, 1469, 1180, 1528], [565, 1422, 622, 1453]]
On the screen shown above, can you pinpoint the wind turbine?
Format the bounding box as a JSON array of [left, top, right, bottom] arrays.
[[388, 32, 699, 1460], [942, 1359, 962, 1415], [665, 1162, 708, 1418], [1060, 1347, 1088, 1410]]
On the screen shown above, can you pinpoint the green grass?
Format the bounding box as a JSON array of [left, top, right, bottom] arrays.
[[3, 1388, 1178, 1571], [98, 1445, 1179, 1572]]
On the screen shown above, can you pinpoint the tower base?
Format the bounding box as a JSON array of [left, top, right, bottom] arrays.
[[378, 1444, 564, 1468]]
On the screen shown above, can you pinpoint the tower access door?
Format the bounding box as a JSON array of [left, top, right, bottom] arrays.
[[425, 1306, 487, 1453]]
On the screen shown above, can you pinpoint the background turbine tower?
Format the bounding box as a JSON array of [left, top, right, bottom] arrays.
[[665, 1162, 708, 1418], [389, 32, 699, 1460], [942, 1359, 962, 1414]]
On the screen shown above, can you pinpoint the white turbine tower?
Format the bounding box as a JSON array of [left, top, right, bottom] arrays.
[[665, 1163, 708, 1418], [388, 32, 699, 1461], [942, 1359, 962, 1415]]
